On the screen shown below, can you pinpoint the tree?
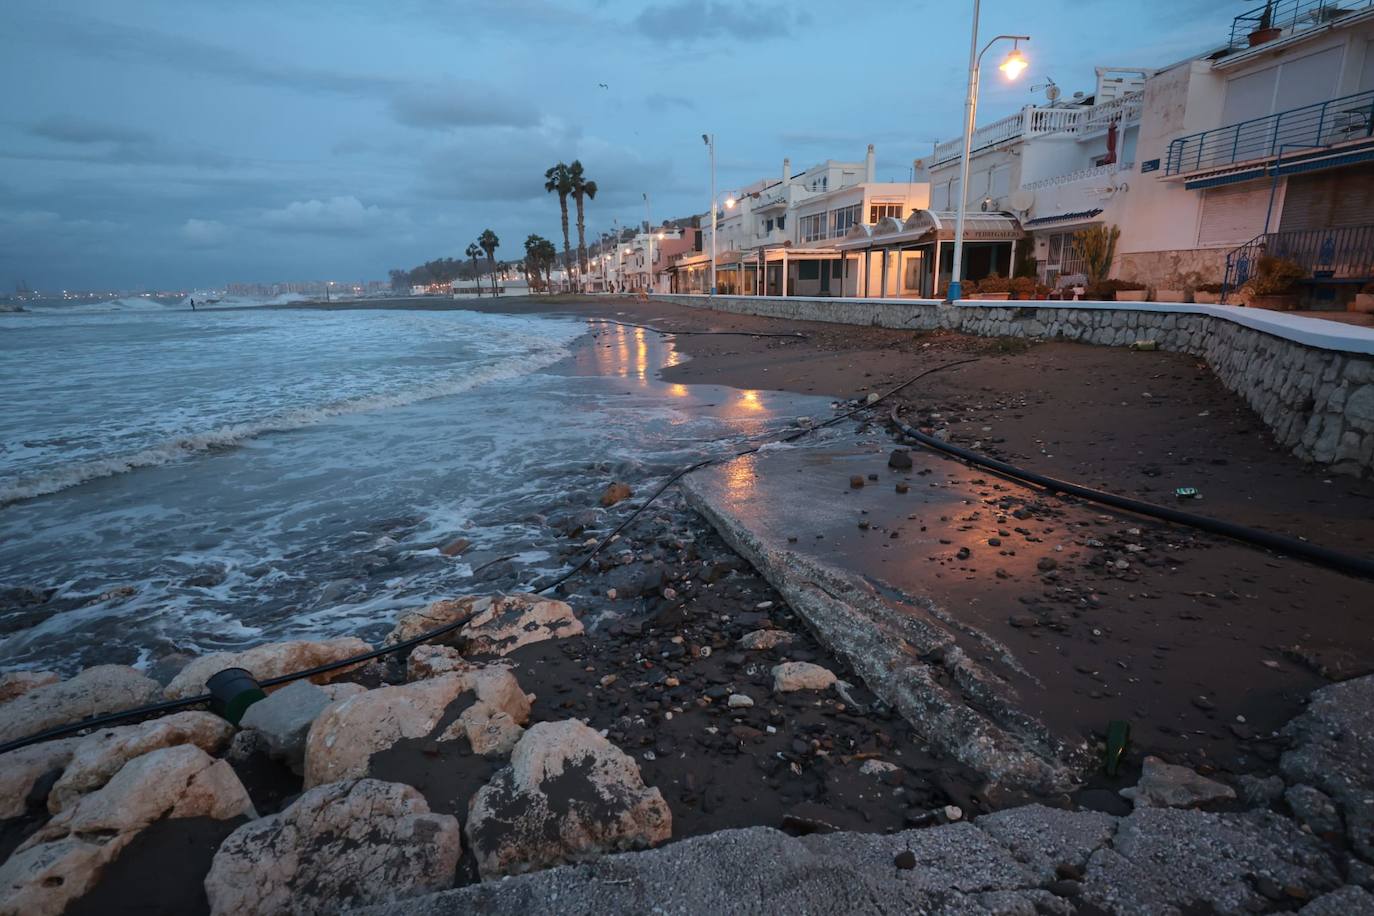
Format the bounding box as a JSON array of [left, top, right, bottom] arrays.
[[478, 229, 500, 296], [465, 242, 484, 296], [389, 268, 409, 292], [544, 162, 574, 291], [568, 160, 598, 286]]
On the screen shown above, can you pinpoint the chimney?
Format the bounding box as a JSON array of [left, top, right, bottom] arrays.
[[865, 144, 876, 183], [782, 158, 791, 187]]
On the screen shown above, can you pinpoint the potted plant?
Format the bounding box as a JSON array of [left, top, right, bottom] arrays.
[[1072, 224, 1121, 290], [1034, 283, 1052, 300], [1249, 2, 1281, 46], [1352, 282, 1374, 314], [1155, 283, 1187, 303], [1241, 256, 1304, 310], [1193, 282, 1225, 304], [973, 273, 1011, 300], [1114, 279, 1148, 302], [1009, 276, 1036, 300]]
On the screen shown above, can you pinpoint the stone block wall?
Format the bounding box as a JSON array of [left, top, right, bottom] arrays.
[[1113, 248, 1228, 290], [655, 294, 1374, 476]]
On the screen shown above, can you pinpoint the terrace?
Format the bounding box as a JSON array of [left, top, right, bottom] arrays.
[[1226, 0, 1374, 52], [930, 92, 1142, 165]]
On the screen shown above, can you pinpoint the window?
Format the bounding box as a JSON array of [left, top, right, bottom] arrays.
[[870, 203, 904, 223], [798, 261, 820, 280], [830, 204, 861, 237], [764, 218, 774, 232], [800, 213, 826, 242], [777, 215, 786, 230], [1044, 230, 1088, 279], [832, 260, 844, 278]]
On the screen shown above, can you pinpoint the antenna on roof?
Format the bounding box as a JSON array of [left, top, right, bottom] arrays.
[[1030, 77, 1060, 103]]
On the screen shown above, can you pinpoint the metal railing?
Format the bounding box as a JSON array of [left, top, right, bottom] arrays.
[[1229, 0, 1374, 51], [1021, 161, 1135, 190], [1165, 89, 1374, 175], [931, 92, 1144, 164], [1223, 224, 1374, 296]]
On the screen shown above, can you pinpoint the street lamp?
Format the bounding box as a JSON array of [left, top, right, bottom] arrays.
[[946, 0, 1029, 303], [703, 133, 719, 296]]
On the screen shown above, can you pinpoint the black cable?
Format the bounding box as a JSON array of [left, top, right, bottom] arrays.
[[0, 357, 978, 755], [889, 409, 1374, 581]]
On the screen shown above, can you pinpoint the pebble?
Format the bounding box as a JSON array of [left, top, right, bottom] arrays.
[[727, 693, 754, 708], [893, 851, 917, 870], [850, 476, 865, 489]]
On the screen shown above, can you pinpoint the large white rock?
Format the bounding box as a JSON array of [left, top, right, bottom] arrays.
[[304, 668, 531, 787], [164, 638, 371, 699], [384, 594, 583, 657], [0, 744, 254, 916], [0, 666, 161, 744], [1120, 756, 1237, 809], [0, 738, 79, 819], [0, 670, 60, 706], [48, 711, 235, 813], [465, 719, 672, 879], [204, 779, 461, 916]]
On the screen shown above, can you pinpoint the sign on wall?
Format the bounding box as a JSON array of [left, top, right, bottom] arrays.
[[1141, 159, 1161, 173]]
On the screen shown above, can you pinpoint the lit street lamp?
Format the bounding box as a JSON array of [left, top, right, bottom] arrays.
[[946, 0, 1028, 303]]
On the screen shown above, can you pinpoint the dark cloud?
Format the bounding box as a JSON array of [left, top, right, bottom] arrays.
[[634, 1, 796, 41], [390, 83, 540, 129], [645, 93, 696, 110], [30, 118, 153, 146]]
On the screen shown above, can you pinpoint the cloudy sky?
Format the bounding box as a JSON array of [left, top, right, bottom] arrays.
[[1, 0, 1244, 291]]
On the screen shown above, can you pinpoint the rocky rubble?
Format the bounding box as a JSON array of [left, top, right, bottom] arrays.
[[164, 637, 370, 699], [383, 593, 583, 657], [0, 665, 161, 744]]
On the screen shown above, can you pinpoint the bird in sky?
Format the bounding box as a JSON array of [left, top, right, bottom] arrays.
[[598, 83, 609, 89]]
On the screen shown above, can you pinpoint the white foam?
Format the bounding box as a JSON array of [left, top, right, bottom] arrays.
[[0, 340, 573, 507]]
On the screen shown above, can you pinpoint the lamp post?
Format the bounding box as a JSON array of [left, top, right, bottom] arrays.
[[946, 0, 1028, 303], [703, 133, 718, 296], [643, 193, 653, 294]]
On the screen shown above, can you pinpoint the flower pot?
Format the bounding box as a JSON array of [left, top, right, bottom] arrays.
[[1192, 291, 1220, 304], [1351, 293, 1374, 314], [1035, 294, 1049, 300], [971, 292, 1010, 300], [1248, 26, 1281, 46], [1155, 289, 1187, 303], [1250, 293, 1298, 311], [1116, 290, 1148, 302]]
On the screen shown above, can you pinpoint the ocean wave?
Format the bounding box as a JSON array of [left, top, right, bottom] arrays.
[[26, 297, 180, 314], [0, 341, 572, 507]]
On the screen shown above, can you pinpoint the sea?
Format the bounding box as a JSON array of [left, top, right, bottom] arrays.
[[0, 297, 825, 674]]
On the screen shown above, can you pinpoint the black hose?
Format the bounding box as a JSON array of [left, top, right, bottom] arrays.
[[0, 357, 978, 755], [889, 409, 1374, 581]]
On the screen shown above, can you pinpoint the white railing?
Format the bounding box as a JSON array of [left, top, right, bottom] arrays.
[[932, 91, 1144, 165], [1020, 161, 1135, 190]]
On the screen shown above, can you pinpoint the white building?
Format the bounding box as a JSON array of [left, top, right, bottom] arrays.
[[1117, 2, 1374, 305]]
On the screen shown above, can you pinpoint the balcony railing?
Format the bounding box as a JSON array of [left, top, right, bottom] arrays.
[[1228, 0, 1374, 52], [1165, 89, 1374, 176], [1021, 161, 1134, 190], [931, 91, 1144, 165], [1224, 224, 1374, 297]]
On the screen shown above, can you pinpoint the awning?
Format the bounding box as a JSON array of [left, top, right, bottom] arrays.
[[835, 209, 1023, 249], [1024, 208, 1104, 227]]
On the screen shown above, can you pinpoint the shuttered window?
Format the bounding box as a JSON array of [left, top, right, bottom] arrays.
[[1280, 165, 1374, 231], [1198, 184, 1272, 247]]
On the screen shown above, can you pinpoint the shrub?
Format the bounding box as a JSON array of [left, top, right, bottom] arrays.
[[978, 273, 1010, 293], [1114, 279, 1146, 291], [1009, 276, 1036, 298], [960, 278, 979, 295], [1035, 283, 1053, 298], [1071, 224, 1121, 284], [1242, 256, 1304, 296], [1361, 281, 1374, 294], [1195, 282, 1226, 294]]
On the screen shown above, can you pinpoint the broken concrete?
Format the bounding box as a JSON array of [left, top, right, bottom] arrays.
[[1119, 756, 1237, 809]]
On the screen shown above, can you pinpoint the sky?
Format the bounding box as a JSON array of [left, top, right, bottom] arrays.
[[0, 0, 1247, 291]]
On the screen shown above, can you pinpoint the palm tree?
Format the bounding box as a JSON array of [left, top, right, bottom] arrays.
[[568, 160, 598, 285], [544, 163, 574, 291], [465, 242, 484, 296], [479, 229, 500, 296]]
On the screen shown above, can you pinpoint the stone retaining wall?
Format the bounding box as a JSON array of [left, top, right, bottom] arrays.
[[655, 294, 1374, 476]]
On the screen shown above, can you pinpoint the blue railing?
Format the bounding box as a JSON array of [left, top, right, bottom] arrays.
[[1165, 90, 1374, 176], [1229, 0, 1374, 51], [1223, 224, 1374, 300]]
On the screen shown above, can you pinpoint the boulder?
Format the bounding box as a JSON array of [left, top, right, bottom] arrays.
[[164, 638, 370, 699], [204, 779, 461, 915], [0, 745, 253, 916], [457, 594, 583, 657], [384, 594, 582, 658], [0, 666, 161, 744], [1281, 674, 1374, 860], [48, 710, 235, 813], [0, 738, 79, 819], [439, 537, 472, 557], [772, 661, 838, 693], [239, 682, 340, 775], [1119, 756, 1236, 809], [406, 645, 475, 681], [738, 629, 797, 651], [0, 670, 60, 706], [600, 482, 633, 507], [305, 668, 531, 787], [465, 719, 672, 879]]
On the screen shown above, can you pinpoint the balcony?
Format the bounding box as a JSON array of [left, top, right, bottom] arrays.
[[931, 92, 1143, 165], [1227, 0, 1374, 52], [1164, 90, 1374, 177]]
